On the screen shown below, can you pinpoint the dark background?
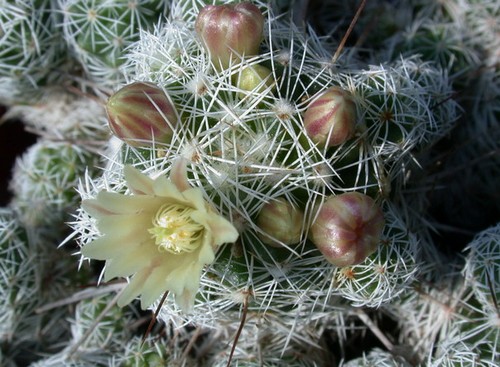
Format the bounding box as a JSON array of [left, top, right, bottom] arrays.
[[0, 105, 37, 206]]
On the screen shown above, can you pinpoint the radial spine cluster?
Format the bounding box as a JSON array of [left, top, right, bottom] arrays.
[[0, 0, 498, 366]]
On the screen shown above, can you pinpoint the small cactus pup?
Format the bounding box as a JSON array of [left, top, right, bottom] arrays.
[[309, 192, 385, 267], [256, 197, 304, 247], [106, 82, 178, 147], [195, 2, 264, 70], [302, 87, 357, 148]]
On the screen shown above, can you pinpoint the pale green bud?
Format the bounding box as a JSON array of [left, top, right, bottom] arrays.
[[257, 198, 304, 247], [236, 64, 275, 97]]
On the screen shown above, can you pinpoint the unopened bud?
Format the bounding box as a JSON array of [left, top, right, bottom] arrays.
[[303, 87, 357, 147], [236, 64, 274, 98], [106, 82, 177, 147], [309, 192, 385, 267], [257, 198, 304, 247], [195, 2, 264, 70]]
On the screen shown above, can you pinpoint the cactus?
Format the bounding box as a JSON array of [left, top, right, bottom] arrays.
[[0, 0, 67, 104], [59, 0, 170, 92], [342, 348, 413, 367], [9, 140, 101, 229], [0, 208, 37, 346], [0, 207, 93, 365], [68, 0, 456, 351], [0, 0, 498, 365]]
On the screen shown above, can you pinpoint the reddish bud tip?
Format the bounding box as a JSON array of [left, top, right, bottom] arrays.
[[195, 2, 264, 70], [303, 87, 357, 147], [309, 192, 385, 267]]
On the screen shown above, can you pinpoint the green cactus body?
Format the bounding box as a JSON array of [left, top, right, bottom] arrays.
[[75, 0, 458, 320], [0, 0, 65, 103], [0, 207, 91, 364], [0, 208, 34, 327], [64, 1, 475, 365], [10, 140, 100, 228], [60, 0, 169, 87], [397, 21, 480, 82]]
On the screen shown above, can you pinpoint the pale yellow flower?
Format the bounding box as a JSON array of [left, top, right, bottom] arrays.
[[81, 165, 239, 311]]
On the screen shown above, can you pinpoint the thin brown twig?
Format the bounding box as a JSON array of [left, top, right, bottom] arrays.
[[226, 291, 250, 367], [332, 0, 367, 64], [141, 290, 169, 346]]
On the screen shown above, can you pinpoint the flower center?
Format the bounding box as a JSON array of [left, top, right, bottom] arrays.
[[148, 204, 204, 254]]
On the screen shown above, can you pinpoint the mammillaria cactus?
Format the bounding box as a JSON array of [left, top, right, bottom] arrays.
[[0, 0, 498, 365], [0, 207, 92, 365], [0, 0, 67, 104], [70, 0, 445, 338], [4, 89, 108, 142], [59, 0, 170, 91], [9, 140, 100, 229]]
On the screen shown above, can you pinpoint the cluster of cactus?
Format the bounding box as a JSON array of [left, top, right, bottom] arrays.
[[0, 0, 170, 104], [0, 0, 498, 366]]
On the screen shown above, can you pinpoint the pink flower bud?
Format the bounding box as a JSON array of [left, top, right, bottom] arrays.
[[257, 198, 304, 247], [106, 82, 177, 147], [195, 2, 264, 70], [303, 87, 357, 147], [309, 192, 385, 267]]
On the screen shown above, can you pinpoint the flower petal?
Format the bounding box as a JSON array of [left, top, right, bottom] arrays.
[[152, 175, 186, 202], [165, 261, 202, 297], [139, 265, 170, 308], [103, 244, 158, 281], [81, 197, 115, 218], [98, 215, 152, 244], [84, 192, 161, 218], [169, 157, 191, 192], [209, 216, 240, 246], [81, 235, 143, 260], [124, 165, 155, 195], [97, 213, 152, 237], [191, 211, 239, 247], [198, 236, 216, 263], [117, 269, 150, 307], [181, 188, 207, 211], [175, 289, 195, 312]]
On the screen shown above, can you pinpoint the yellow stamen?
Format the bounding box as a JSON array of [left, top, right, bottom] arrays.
[[148, 204, 204, 254]]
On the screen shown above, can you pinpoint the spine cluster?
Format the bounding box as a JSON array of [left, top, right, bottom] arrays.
[[0, 0, 498, 366]]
